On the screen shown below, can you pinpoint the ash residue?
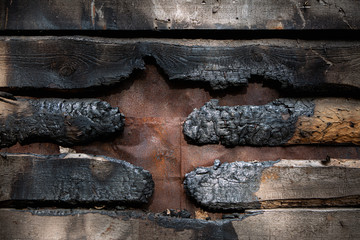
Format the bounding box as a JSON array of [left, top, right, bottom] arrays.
[[183, 98, 314, 146], [184, 160, 278, 210], [0, 98, 124, 148]]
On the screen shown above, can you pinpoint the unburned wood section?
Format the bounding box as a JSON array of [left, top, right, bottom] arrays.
[[0, 37, 360, 91], [235, 209, 360, 240], [1, 0, 359, 30], [258, 159, 360, 207], [0, 153, 154, 204], [0, 209, 359, 240], [184, 159, 360, 210], [289, 98, 360, 144]]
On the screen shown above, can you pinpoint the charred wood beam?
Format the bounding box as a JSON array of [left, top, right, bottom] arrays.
[[0, 97, 124, 148], [1, 0, 360, 30], [0, 37, 360, 92], [0, 153, 154, 205], [0, 209, 360, 240], [183, 98, 360, 146], [184, 159, 360, 210]]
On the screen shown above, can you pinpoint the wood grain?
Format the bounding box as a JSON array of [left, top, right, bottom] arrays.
[[289, 98, 360, 144], [1, 0, 359, 30], [0, 97, 124, 148], [184, 158, 360, 210], [0, 37, 360, 91], [0, 209, 359, 240], [235, 209, 360, 240], [0, 153, 154, 205]]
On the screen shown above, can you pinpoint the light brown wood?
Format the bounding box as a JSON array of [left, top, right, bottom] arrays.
[[289, 98, 360, 145], [235, 209, 360, 240], [258, 159, 360, 208], [0, 209, 359, 239]]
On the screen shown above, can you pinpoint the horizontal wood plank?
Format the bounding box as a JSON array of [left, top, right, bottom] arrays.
[[0, 37, 360, 91], [0, 97, 124, 148], [0, 153, 154, 204], [235, 209, 360, 240], [1, 0, 359, 30], [183, 98, 360, 146], [184, 158, 360, 210], [0, 209, 359, 240]]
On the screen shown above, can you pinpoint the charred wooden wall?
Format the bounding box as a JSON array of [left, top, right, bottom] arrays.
[[1, 1, 360, 239]]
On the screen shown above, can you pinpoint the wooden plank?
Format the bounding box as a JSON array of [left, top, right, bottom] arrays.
[[234, 209, 360, 240], [0, 97, 124, 148], [0, 209, 360, 240], [184, 158, 360, 210], [0, 153, 154, 204], [1, 37, 360, 91], [1, 0, 359, 30], [184, 98, 360, 146]]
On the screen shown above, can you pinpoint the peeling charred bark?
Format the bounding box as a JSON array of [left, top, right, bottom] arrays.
[[184, 159, 360, 210], [1, 209, 360, 240], [1, 37, 360, 92], [184, 98, 360, 146], [1, 0, 360, 30], [0, 153, 154, 205], [0, 97, 124, 148]]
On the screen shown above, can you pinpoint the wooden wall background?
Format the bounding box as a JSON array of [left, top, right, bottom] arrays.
[[1, 0, 360, 239]]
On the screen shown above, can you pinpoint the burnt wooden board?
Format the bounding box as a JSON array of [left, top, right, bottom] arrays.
[[184, 158, 360, 210], [184, 98, 360, 146], [1, 0, 359, 30], [1, 37, 360, 91], [0, 209, 359, 240], [0, 153, 154, 205], [0, 96, 124, 148]]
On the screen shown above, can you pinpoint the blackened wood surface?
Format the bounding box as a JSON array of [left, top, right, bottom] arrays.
[[0, 153, 154, 204], [0, 209, 360, 240], [2, 65, 360, 213], [184, 98, 360, 146], [184, 159, 360, 210], [1, 37, 360, 91], [0, 97, 124, 148], [0, 0, 359, 30]]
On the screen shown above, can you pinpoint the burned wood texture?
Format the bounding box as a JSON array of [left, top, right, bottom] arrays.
[[184, 159, 360, 210], [0, 209, 360, 240], [1, 0, 360, 30], [0, 97, 124, 148], [0, 153, 154, 204], [184, 98, 360, 146], [1, 37, 360, 91]]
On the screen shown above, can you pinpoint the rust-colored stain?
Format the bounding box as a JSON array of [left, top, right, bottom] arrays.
[[261, 170, 279, 183], [3, 64, 360, 214]]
